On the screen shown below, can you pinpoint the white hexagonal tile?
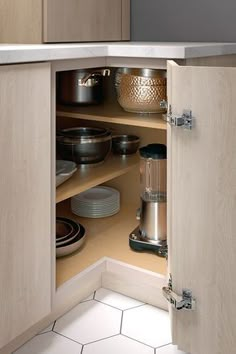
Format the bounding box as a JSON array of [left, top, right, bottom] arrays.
[[156, 344, 187, 353], [54, 300, 121, 344], [122, 305, 171, 348], [13, 332, 82, 354], [95, 288, 144, 310], [83, 334, 154, 354]]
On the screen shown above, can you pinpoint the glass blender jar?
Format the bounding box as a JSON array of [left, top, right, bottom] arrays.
[[129, 144, 167, 256]]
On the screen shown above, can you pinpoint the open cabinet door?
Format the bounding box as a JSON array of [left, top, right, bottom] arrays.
[[167, 60, 236, 354]]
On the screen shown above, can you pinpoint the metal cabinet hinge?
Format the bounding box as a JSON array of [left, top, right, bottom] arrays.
[[161, 103, 193, 130], [162, 275, 196, 311]]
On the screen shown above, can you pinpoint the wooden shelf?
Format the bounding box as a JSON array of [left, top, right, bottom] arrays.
[[56, 200, 167, 288], [56, 103, 167, 130], [56, 153, 139, 203]]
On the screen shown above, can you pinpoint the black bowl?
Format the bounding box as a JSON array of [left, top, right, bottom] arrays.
[[57, 127, 110, 140], [112, 135, 140, 155]]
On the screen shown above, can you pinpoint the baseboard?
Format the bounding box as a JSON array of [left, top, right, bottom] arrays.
[[102, 257, 168, 310]]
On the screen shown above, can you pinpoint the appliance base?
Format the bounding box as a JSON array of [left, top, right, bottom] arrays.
[[129, 227, 168, 258]]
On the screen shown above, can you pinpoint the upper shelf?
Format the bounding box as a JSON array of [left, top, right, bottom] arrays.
[[56, 103, 167, 130], [56, 153, 139, 203]]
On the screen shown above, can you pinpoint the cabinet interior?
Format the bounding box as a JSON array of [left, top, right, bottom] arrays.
[[55, 66, 168, 288]]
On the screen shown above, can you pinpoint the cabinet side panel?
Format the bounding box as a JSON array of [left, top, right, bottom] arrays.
[[43, 0, 122, 42], [0, 0, 42, 44], [0, 63, 52, 348]]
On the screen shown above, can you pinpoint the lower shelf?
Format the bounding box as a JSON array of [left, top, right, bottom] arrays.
[[56, 200, 167, 288]]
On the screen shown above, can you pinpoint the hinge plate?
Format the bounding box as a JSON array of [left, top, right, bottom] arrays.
[[164, 104, 193, 130], [162, 276, 196, 311]]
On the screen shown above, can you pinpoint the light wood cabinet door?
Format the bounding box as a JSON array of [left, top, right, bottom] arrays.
[[167, 60, 236, 353], [43, 0, 129, 42], [0, 63, 52, 348]]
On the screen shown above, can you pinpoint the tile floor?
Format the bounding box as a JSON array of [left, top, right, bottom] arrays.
[[14, 288, 187, 354]]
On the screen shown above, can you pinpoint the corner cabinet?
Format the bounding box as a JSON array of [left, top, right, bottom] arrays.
[[54, 56, 236, 354], [0, 0, 130, 44], [0, 63, 52, 348], [1, 55, 236, 354]]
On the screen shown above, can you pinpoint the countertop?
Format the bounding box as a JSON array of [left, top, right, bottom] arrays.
[[1, 42, 236, 64]]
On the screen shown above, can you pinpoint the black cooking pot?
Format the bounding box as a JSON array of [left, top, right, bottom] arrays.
[[56, 127, 112, 165], [57, 69, 110, 105]]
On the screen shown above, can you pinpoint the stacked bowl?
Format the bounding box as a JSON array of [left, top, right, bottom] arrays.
[[56, 217, 86, 257]]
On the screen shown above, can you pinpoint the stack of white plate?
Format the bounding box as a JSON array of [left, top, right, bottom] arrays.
[[71, 186, 120, 218]]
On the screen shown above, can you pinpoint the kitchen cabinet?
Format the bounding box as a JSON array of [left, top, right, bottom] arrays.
[[1, 49, 236, 354], [55, 58, 236, 354], [0, 63, 52, 349], [0, 0, 130, 44]]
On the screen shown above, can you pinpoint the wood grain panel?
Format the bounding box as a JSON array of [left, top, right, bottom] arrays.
[[44, 0, 123, 42], [56, 154, 139, 203], [168, 61, 236, 354], [121, 0, 130, 40], [57, 104, 167, 130], [186, 54, 236, 67], [0, 63, 52, 348], [0, 0, 42, 43]]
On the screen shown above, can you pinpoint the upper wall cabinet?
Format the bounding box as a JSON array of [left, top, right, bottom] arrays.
[[44, 0, 130, 42], [0, 0, 130, 44]]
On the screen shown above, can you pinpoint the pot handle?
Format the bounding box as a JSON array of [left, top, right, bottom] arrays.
[[79, 69, 110, 86]]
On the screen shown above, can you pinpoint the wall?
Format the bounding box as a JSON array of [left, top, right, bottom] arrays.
[[131, 0, 236, 42]]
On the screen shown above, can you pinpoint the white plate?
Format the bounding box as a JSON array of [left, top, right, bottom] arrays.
[[71, 201, 120, 210], [71, 186, 120, 218], [72, 186, 119, 203], [56, 160, 77, 187], [71, 207, 120, 215], [72, 206, 120, 218]]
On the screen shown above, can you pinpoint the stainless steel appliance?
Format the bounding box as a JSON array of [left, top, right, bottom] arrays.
[[129, 144, 167, 257]]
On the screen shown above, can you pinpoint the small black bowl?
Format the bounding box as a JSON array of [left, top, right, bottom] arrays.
[[112, 135, 140, 156]]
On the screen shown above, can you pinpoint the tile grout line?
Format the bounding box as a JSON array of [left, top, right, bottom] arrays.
[[120, 333, 155, 349], [120, 310, 124, 333], [93, 298, 124, 312], [122, 303, 147, 311], [155, 342, 173, 350], [36, 320, 56, 336], [82, 333, 120, 346], [52, 320, 56, 331], [52, 329, 83, 346]]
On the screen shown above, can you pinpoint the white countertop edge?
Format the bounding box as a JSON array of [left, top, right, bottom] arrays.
[[0, 42, 236, 64]]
